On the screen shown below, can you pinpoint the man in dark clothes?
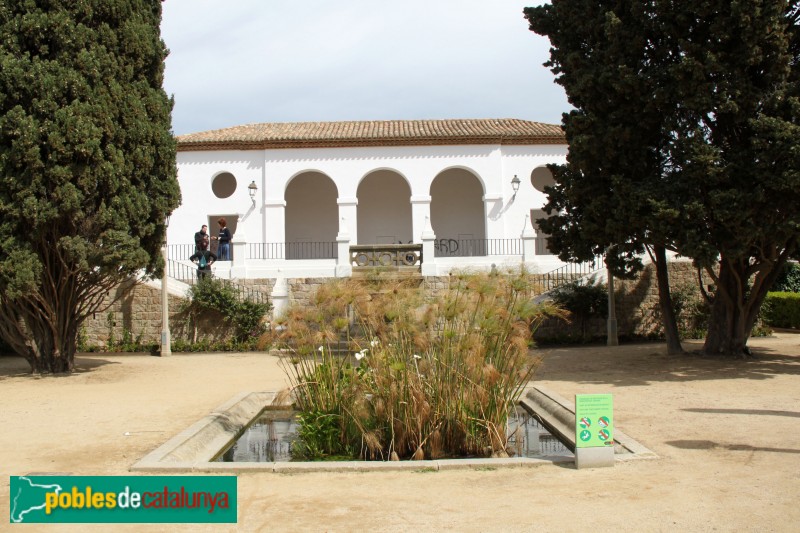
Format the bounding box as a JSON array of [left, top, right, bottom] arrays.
[[194, 224, 208, 251]]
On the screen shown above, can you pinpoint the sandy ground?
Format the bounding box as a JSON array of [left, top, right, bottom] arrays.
[[1, 332, 799, 532]]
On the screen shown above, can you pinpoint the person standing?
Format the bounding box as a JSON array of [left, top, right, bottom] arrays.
[[214, 217, 232, 260], [194, 224, 208, 251], [189, 235, 217, 279]]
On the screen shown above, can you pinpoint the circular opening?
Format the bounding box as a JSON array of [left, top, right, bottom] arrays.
[[531, 167, 555, 193], [212, 172, 237, 199]]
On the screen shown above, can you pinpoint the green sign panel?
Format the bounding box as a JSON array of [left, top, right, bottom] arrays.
[[575, 394, 614, 449], [9, 476, 237, 524]]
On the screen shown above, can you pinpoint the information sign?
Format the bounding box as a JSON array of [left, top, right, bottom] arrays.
[[575, 394, 614, 449]]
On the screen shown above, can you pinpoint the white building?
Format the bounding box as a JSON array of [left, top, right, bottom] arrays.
[[168, 118, 568, 279]]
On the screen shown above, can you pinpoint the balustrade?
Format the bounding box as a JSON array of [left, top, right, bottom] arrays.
[[349, 244, 422, 268]]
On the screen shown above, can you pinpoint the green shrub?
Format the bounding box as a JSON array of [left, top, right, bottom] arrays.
[[271, 270, 564, 461], [770, 262, 800, 293], [550, 279, 607, 340], [763, 292, 800, 329], [669, 283, 710, 340], [170, 337, 259, 353], [181, 278, 271, 342]]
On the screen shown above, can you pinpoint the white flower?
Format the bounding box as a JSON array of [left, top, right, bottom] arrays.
[[355, 350, 367, 361], [370, 339, 379, 347], [413, 354, 422, 360], [318, 345, 324, 353]]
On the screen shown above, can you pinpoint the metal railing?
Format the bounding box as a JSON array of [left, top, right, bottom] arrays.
[[167, 243, 235, 261], [165, 258, 268, 305], [531, 255, 605, 295], [433, 238, 523, 258], [248, 241, 338, 260], [167, 244, 198, 261]]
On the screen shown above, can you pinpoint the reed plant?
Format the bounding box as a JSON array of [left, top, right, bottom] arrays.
[[269, 269, 563, 461]]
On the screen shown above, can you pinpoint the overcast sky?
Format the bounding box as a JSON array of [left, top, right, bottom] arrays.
[[160, 1, 570, 136]]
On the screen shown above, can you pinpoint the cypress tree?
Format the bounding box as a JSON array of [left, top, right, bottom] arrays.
[[0, 0, 181, 372]]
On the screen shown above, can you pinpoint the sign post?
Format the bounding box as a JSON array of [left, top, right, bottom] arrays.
[[575, 393, 615, 468]]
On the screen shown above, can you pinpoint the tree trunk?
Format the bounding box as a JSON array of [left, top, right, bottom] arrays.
[[653, 245, 684, 355], [23, 313, 77, 374], [702, 257, 776, 357], [0, 298, 79, 374]]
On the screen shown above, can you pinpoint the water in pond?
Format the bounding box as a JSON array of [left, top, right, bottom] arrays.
[[215, 407, 573, 462]]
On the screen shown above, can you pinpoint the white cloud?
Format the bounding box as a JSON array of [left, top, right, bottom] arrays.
[[161, 0, 570, 134]]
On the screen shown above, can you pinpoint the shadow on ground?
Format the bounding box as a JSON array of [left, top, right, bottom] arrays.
[[0, 355, 120, 380], [682, 408, 800, 418], [665, 439, 800, 455], [535, 334, 800, 387]]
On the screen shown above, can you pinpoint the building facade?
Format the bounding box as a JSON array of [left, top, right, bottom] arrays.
[[168, 118, 568, 279]]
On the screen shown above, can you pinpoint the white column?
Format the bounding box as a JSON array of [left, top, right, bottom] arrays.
[[483, 193, 504, 238], [264, 197, 286, 244], [335, 217, 353, 277], [521, 214, 536, 264], [410, 195, 432, 243], [337, 197, 358, 244], [231, 214, 248, 278], [421, 216, 437, 276]]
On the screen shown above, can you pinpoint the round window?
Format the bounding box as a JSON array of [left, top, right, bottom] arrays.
[[531, 167, 555, 193], [212, 172, 237, 199]]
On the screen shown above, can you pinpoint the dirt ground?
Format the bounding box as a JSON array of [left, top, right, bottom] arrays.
[[2, 331, 799, 532]]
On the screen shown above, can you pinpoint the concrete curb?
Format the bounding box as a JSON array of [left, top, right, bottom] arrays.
[[522, 385, 659, 461], [131, 386, 656, 473]]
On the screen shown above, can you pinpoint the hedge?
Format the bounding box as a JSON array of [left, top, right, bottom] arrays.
[[763, 292, 800, 329]]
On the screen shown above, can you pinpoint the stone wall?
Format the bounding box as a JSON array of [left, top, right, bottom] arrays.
[[81, 261, 708, 348], [82, 281, 182, 348], [535, 260, 711, 341], [82, 280, 247, 348]]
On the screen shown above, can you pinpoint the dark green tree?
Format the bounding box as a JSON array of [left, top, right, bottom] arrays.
[[525, 0, 686, 354], [0, 1, 180, 373], [526, 0, 800, 356]]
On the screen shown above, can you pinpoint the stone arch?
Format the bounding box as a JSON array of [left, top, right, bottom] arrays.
[[356, 169, 412, 244], [285, 171, 338, 258], [430, 168, 486, 255]]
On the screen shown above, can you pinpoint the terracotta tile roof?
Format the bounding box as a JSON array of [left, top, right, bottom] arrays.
[[176, 119, 565, 151]]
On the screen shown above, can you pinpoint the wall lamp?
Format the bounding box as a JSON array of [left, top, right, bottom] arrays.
[[248, 180, 258, 206], [511, 174, 521, 199]]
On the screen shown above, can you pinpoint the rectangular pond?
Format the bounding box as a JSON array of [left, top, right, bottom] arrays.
[[214, 407, 573, 463]]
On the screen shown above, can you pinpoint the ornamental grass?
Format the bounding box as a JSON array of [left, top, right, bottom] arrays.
[[266, 270, 563, 461]]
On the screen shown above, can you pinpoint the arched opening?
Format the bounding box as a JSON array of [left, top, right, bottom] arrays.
[[356, 170, 412, 244], [430, 168, 486, 256], [285, 172, 338, 259]]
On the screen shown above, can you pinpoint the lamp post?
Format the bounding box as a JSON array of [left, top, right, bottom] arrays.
[[606, 245, 619, 347], [248, 180, 258, 207], [160, 216, 171, 356]]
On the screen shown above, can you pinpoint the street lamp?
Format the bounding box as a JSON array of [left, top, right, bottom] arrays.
[[606, 245, 618, 347], [511, 175, 521, 199], [160, 215, 171, 356], [248, 180, 258, 207]]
